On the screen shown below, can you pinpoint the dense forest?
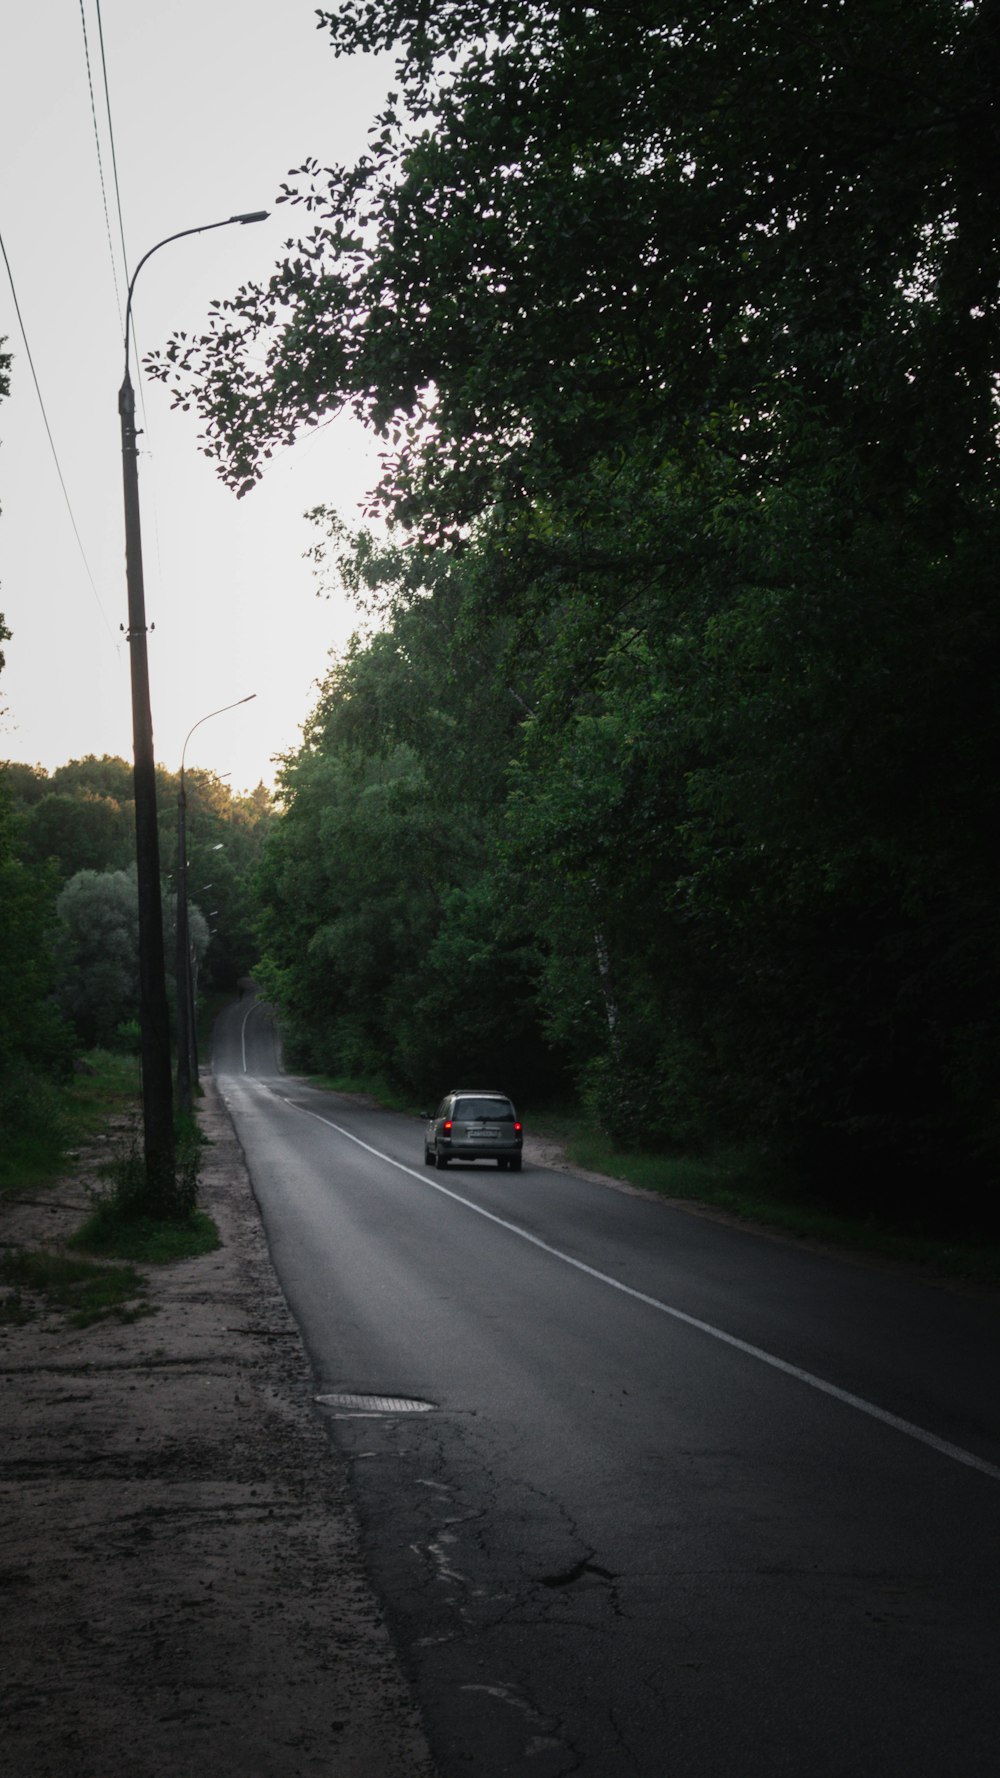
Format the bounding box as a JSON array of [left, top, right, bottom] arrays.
[[5, 2, 998, 1236], [153, 0, 999, 1231]]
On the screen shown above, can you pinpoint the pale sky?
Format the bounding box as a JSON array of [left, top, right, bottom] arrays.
[[1, 0, 393, 791]]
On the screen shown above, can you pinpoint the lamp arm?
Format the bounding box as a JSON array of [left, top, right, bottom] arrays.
[[123, 212, 268, 379]]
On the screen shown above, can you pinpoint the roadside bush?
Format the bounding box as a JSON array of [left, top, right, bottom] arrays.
[[0, 1062, 65, 1140], [84, 1113, 203, 1230]]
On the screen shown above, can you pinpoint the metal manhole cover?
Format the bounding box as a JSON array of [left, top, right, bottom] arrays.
[[315, 1392, 436, 1415]]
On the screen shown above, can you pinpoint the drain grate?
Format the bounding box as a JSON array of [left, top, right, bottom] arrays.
[[315, 1392, 436, 1415]]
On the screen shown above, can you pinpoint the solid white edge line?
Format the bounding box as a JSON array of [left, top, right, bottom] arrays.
[[240, 999, 261, 1074], [281, 1093, 1000, 1486]]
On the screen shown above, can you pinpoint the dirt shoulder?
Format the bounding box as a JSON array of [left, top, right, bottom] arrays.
[[0, 1075, 437, 1778]]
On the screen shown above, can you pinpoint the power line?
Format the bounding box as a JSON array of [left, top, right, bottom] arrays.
[[94, 0, 130, 282], [78, 0, 125, 335], [0, 228, 118, 641], [95, 0, 144, 396], [88, 0, 163, 587]]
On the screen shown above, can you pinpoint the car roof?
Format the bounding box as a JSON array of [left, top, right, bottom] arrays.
[[450, 1088, 510, 1097]]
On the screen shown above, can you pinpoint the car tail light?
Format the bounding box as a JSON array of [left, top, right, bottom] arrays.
[[514, 1122, 522, 1133], [443, 1120, 453, 1133]]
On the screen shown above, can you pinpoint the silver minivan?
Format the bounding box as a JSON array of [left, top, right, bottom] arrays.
[[424, 1090, 524, 1170]]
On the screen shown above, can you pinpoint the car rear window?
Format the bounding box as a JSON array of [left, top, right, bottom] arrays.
[[456, 1098, 515, 1122]]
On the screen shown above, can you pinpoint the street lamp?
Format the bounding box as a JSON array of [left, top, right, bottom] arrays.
[[175, 694, 256, 1113], [119, 210, 267, 1195]]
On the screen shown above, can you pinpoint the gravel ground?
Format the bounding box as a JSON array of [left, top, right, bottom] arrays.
[[0, 1075, 437, 1778]]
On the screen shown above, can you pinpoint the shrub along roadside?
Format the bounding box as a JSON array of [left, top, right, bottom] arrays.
[[70, 1111, 219, 1262], [0, 1050, 140, 1199]]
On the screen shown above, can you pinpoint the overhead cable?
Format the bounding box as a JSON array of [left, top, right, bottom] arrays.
[[0, 228, 117, 641], [85, 0, 162, 588], [78, 0, 125, 333]]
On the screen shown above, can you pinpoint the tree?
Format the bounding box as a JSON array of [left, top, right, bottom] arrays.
[[154, 2, 1000, 1218], [55, 869, 142, 1049], [1, 670, 72, 1129], [3, 754, 273, 994], [1, 761, 49, 805], [50, 755, 135, 803], [155, 765, 273, 991], [53, 867, 211, 1051], [1, 774, 68, 1080], [21, 790, 134, 881], [254, 564, 558, 1100], [154, 1, 999, 532]]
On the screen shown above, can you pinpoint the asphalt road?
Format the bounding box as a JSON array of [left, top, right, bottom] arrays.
[[213, 996, 1000, 1776]]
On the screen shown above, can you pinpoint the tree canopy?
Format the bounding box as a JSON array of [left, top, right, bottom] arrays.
[[3, 755, 274, 994], [1, 748, 273, 1154], [155, 1, 1000, 1228], [156, 0, 999, 527]]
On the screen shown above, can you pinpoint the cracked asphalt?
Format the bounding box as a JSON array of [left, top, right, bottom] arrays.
[[214, 995, 1000, 1778], [12, 998, 995, 1775], [0, 1076, 437, 1778]]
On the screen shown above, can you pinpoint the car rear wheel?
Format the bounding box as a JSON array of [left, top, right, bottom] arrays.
[[510, 1156, 522, 1172], [424, 1147, 434, 1166], [434, 1148, 449, 1169]]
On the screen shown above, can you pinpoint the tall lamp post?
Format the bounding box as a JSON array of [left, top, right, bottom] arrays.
[[176, 695, 256, 1114], [119, 211, 267, 1195]]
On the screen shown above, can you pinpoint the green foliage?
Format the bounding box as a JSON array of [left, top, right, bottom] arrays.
[[0, 759, 76, 1154], [0, 1050, 136, 1199], [112, 1017, 141, 1055], [61, 1050, 142, 1128], [157, 764, 274, 992], [0, 849, 72, 1076], [55, 867, 141, 1048], [0, 760, 49, 804], [20, 790, 134, 881], [7, 758, 135, 887], [254, 561, 560, 1100], [71, 1206, 219, 1265], [82, 1113, 204, 1229], [0, 1066, 69, 1191], [2, 755, 273, 1003], [151, 2, 1000, 1229], [0, 1248, 149, 1328], [155, 1, 998, 527]]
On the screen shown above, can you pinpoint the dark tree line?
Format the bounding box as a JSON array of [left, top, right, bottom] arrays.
[[157, 2, 1000, 1230], [1, 751, 272, 1087]]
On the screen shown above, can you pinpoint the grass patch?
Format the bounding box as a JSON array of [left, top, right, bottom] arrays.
[[70, 1205, 219, 1264], [69, 1113, 218, 1260], [0, 1052, 141, 1199], [563, 1124, 752, 1199], [65, 1051, 142, 1130], [0, 1248, 150, 1328]]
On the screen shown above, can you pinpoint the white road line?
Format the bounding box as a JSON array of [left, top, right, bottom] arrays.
[[240, 999, 261, 1074], [282, 1093, 1000, 1486]]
